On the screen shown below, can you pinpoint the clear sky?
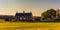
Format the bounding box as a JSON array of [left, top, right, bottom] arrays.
[[0, 0, 59, 16]]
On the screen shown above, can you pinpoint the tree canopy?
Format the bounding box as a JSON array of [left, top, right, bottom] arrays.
[[41, 9, 56, 21]]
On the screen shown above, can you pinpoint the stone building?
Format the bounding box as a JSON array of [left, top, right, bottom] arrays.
[[15, 11, 33, 21]]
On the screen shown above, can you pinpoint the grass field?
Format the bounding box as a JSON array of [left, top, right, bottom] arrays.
[[0, 22, 60, 30], [0, 19, 60, 30]]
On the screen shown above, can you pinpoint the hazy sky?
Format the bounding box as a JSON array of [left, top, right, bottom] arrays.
[[0, 0, 59, 16]]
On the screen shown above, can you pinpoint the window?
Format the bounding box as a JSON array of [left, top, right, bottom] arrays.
[[24, 17, 26, 20], [20, 17, 22, 20]]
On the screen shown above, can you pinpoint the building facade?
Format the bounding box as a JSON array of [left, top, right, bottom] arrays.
[[15, 11, 33, 21]]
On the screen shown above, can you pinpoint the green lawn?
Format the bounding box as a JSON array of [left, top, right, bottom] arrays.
[[0, 22, 60, 30]]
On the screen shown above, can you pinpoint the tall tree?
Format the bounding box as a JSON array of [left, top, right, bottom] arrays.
[[41, 9, 56, 21]]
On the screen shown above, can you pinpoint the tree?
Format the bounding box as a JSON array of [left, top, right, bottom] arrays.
[[41, 9, 56, 21]]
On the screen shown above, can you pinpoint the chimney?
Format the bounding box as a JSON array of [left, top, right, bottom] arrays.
[[23, 11, 25, 13], [30, 11, 32, 13], [16, 11, 18, 13]]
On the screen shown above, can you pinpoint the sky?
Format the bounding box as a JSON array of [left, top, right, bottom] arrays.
[[0, 0, 59, 16]]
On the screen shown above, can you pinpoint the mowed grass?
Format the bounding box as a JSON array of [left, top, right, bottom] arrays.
[[0, 20, 60, 30]]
